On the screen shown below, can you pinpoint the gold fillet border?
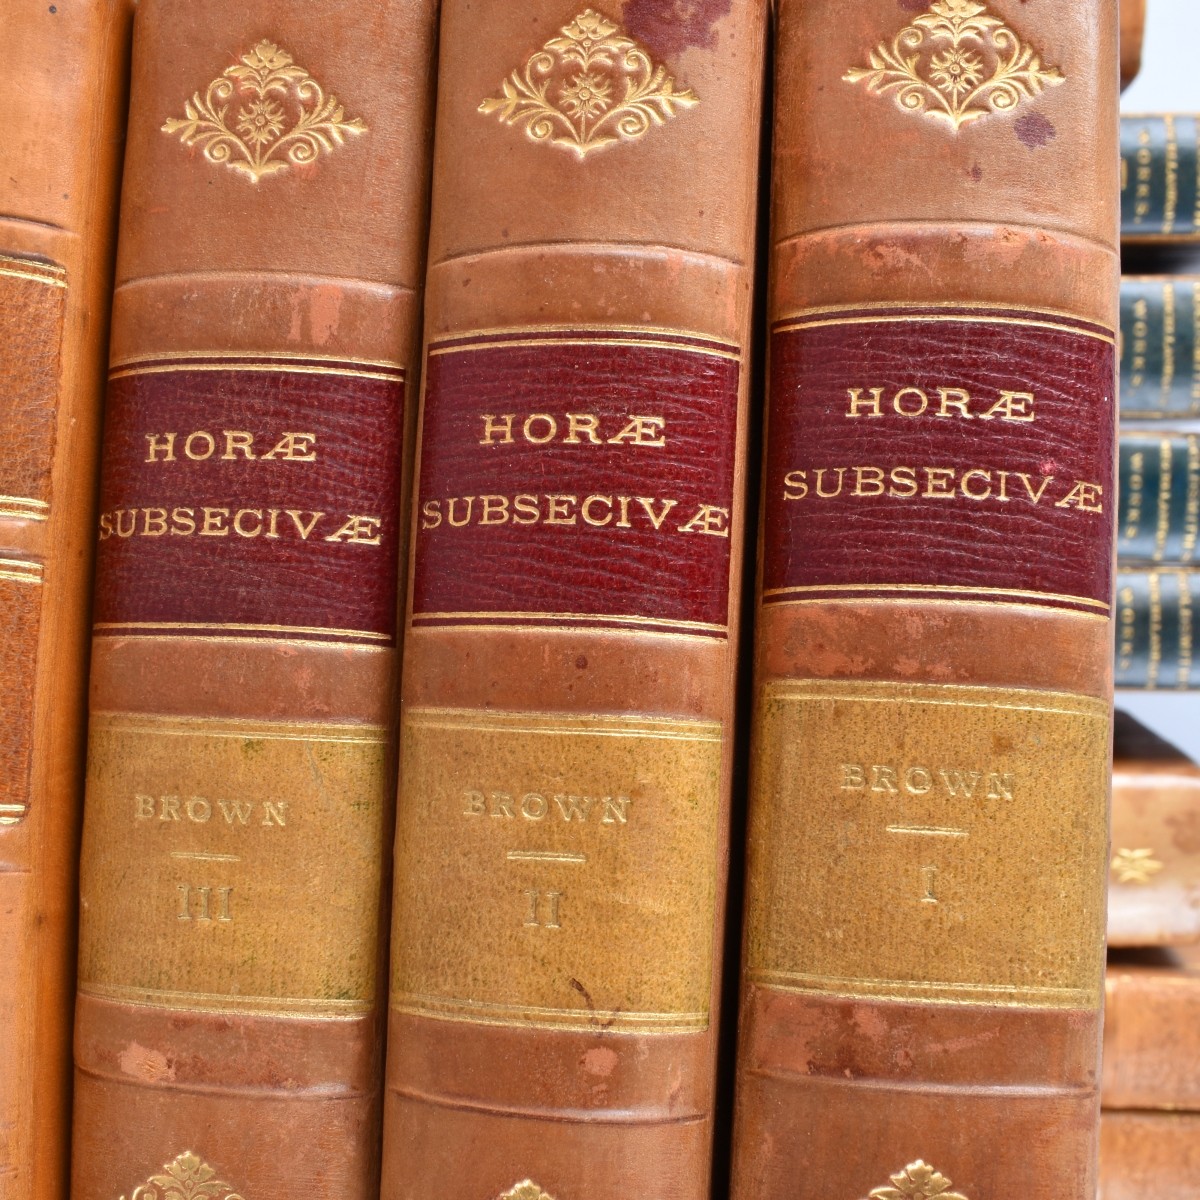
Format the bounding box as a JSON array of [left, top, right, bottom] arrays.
[[91, 711, 387, 743], [748, 972, 1097, 1009], [763, 582, 1110, 612], [389, 992, 708, 1034], [775, 300, 1116, 335], [427, 324, 741, 359], [404, 706, 723, 741], [110, 347, 405, 369], [0, 494, 49, 522], [411, 609, 728, 635], [0, 557, 43, 585], [761, 678, 1110, 716], [93, 620, 391, 642], [109, 362, 405, 383], [79, 980, 372, 1020], [0, 253, 66, 288]]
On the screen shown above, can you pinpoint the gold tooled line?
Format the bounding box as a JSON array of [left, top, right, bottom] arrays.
[[90, 711, 387, 743], [426, 321, 739, 348], [411, 609, 727, 632], [773, 313, 1116, 344], [108, 363, 405, 383], [404, 706, 722, 741], [428, 336, 741, 361], [762, 582, 1110, 610], [79, 981, 372, 1019], [110, 348, 405, 370], [93, 620, 390, 640]]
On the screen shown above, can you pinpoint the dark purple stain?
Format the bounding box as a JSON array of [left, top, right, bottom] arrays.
[[898, 0, 928, 11], [1014, 111, 1057, 148], [622, 0, 732, 58], [970, 163, 983, 182]]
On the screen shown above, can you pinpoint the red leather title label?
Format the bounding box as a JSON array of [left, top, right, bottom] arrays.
[[764, 307, 1116, 615], [94, 356, 405, 645], [412, 329, 741, 637]]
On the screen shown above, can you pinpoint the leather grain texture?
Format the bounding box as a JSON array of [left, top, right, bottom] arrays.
[[732, 2, 1118, 1198], [1100, 1111, 1200, 1200], [381, 2, 767, 1197], [0, 4, 130, 1198], [1109, 758, 1200, 946], [70, 2, 437, 1198]]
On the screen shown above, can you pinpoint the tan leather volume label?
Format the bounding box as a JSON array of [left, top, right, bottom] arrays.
[[0, 252, 65, 521], [391, 708, 723, 1031], [746, 681, 1108, 1008], [79, 713, 389, 1016]]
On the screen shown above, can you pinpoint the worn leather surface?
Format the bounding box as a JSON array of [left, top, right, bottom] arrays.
[[1099, 1110, 1200, 1199], [381, 2, 767, 1198], [0, 4, 130, 1199], [1109, 759, 1200, 946], [733, 2, 1119, 1198], [1103, 947, 1200, 1109], [71, 2, 436, 1199], [1119, 0, 1144, 90]]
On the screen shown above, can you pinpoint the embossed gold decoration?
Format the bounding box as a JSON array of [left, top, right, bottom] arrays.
[[119, 1152, 245, 1200], [479, 9, 697, 159], [844, 0, 1064, 131], [498, 1182, 557, 1200], [162, 40, 366, 181], [864, 1160, 969, 1200], [1111, 847, 1165, 884]]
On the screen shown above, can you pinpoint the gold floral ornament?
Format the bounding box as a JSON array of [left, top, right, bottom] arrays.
[[863, 1161, 969, 1200], [497, 1183, 557, 1200], [479, 9, 698, 160], [162, 40, 366, 181], [119, 1152, 245, 1200], [844, 0, 1064, 132], [1111, 847, 1165, 884]]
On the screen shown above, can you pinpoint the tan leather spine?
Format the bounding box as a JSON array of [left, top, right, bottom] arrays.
[[0, 5, 130, 1199], [733, 3, 1118, 1198], [1109, 758, 1200, 947], [1103, 949, 1200, 1110], [1099, 1111, 1200, 1200], [71, 3, 436, 1198], [381, 4, 767, 1198]]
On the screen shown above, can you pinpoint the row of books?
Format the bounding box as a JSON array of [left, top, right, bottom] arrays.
[[0, 1, 1188, 1199]]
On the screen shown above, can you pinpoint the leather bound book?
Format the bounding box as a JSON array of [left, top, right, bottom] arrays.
[[71, 2, 436, 1198], [381, 4, 767, 1199], [1119, 277, 1200, 420], [1117, 432, 1199, 565], [734, 3, 1117, 1199], [1103, 948, 1200, 1110], [0, 4, 130, 1199], [1122, 115, 1200, 244], [1109, 758, 1200, 946], [1115, 568, 1199, 688], [1099, 1111, 1200, 1200]]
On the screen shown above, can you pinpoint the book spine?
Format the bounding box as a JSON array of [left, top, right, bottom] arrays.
[[1119, 0, 1145, 92], [1103, 959, 1200, 1108], [380, 3, 766, 1198], [1119, 277, 1200, 419], [70, 3, 436, 1198], [1100, 1112, 1200, 1200], [0, 4, 130, 1198], [734, 3, 1117, 1198], [1117, 433, 1200, 562], [1121, 115, 1200, 243], [1115, 569, 1200, 688], [1109, 762, 1200, 946]]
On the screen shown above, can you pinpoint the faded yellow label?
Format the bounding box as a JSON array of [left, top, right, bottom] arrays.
[[79, 713, 389, 1017], [391, 708, 723, 1032], [745, 681, 1109, 1008]]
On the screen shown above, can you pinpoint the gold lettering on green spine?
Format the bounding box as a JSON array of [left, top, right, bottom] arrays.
[[391, 708, 722, 1031], [746, 681, 1108, 1008], [79, 713, 388, 1017]]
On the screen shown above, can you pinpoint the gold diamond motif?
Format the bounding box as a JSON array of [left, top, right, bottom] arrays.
[[162, 40, 366, 181], [497, 1182, 557, 1200], [1111, 847, 1165, 885], [119, 1151, 246, 1200], [844, 0, 1064, 132], [479, 9, 697, 160], [864, 1160, 969, 1200]]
